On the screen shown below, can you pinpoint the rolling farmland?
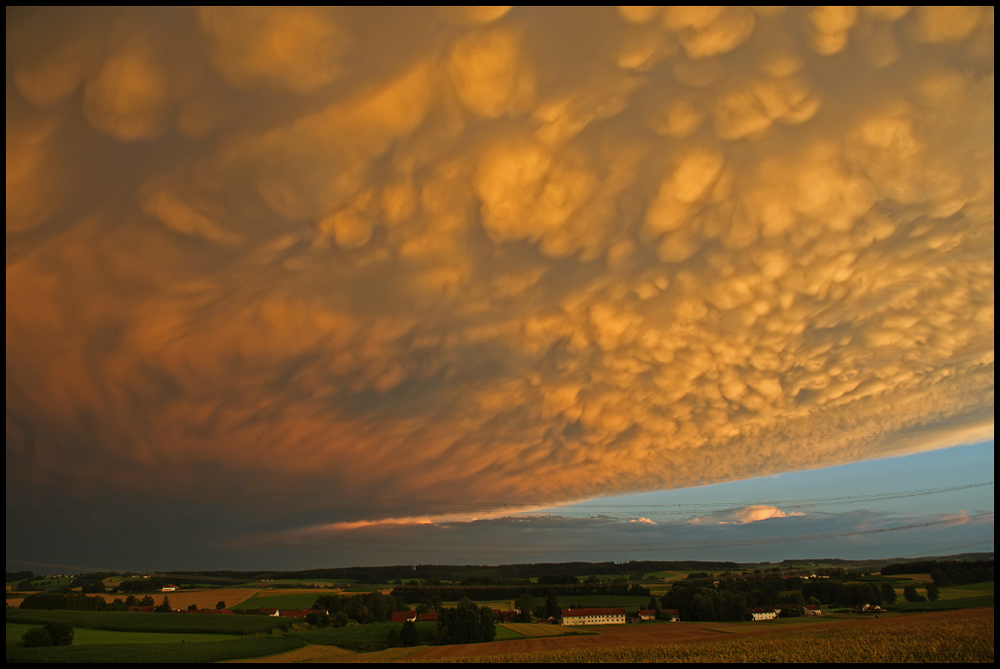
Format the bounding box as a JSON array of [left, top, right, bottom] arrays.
[[405, 607, 994, 663]]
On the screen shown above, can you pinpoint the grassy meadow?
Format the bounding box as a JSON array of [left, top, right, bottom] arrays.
[[5, 610, 289, 635], [289, 621, 438, 651], [5, 636, 306, 663], [6, 622, 241, 646], [232, 592, 325, 611]]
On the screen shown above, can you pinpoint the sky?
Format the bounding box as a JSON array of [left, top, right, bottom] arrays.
[[5, 7, 994, 574]]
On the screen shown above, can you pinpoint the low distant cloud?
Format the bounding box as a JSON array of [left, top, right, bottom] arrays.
[[5, 7, 994, 544], [236, 508, 993, 565], [690, 505, 806, 525]]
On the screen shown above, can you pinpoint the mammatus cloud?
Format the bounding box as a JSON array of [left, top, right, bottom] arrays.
[[6, 8, 994, 541]]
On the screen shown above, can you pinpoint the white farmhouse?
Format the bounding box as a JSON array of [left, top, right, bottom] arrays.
[[561, 607, 627, 626], [750, 606, 779, 621]]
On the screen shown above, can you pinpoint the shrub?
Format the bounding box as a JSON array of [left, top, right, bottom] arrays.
[[21, 628, 54, 648], [44, 621, 74, 646]]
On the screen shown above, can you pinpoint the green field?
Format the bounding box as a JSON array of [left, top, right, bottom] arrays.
[[890, 594, 994, 612], [290, 621, 438, 651], [492, 625, 524, 641], [5, 636, 306, 663], [233, 592, 322, 611], [952, 581, 994, 591], [5, 577, 74, 592], [6, 622, 240, 646], [641, 571, 686, 582], [269, 578, 355, 587], [6, 610, 289, 636]]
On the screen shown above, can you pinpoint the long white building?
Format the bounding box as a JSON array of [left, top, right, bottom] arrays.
[[561, 607, 626, 626]]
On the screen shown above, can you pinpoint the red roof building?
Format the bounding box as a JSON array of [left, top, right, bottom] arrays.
[[281, 609, 323, 618], [561, 607, 626, 626], [392, 610, 418, 623]]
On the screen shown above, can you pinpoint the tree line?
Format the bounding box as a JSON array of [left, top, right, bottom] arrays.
[[312, 591, 411, 624], [151, 560, 740, 586], [881, 560, 993, 586], [389, 577, 651, 605]]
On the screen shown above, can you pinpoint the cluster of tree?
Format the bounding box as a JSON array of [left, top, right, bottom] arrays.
[[124, 595, 157, 607], [69, 572, 117, 589], [6, 571, 36, 583], [154, 560, 741, 587], [513, 590, 563, 621], [801, 579, 849, 606], [660, 572, 911, 619], [435, 598, 496, 645], [715, 574, 808, 608], [18, 592, 108, 611], [17, 591, 165, 613], [660, 585, 750, 622], [390, 579, 649, 606], [117, 578, 165, 593], [902, 584, 939, 603], [313, 591, 410, 624], [882, 560, 993, 586], [387, 620, 420, 647], [21, 622, 74, 648]]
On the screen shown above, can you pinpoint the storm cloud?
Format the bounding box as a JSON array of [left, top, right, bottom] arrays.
[[6, 8, 994, 551]]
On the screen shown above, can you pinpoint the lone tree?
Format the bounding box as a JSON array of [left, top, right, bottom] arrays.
[[216, 601, 226, 610], [21, 628, 54, 648], [880, 583, 897, 605], [514, 593, 534, 623], [926, 583, 940, 601], [156, 595, 172, 612], [545, 590, 561, 620], [400, 619, 419, 646], [903, 585, 925, 603], [22, 622, 73, 647]]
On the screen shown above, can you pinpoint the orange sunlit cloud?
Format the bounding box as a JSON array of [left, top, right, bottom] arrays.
[[6, 7, 994, 536]]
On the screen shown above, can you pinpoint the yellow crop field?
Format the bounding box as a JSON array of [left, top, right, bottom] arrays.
[[88, 588, 262, 611], [438, 608, 993, 663]]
